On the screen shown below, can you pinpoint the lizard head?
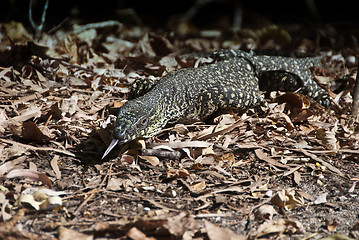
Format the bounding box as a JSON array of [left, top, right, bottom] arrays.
[[102, 98, 168, 159], [113, 99, 164, 142]]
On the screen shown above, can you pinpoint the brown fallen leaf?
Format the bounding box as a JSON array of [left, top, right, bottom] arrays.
[[195, 116, 249, 141], [276, 92, 311, 109], [254, 149, 289, 169], [271, 189, 304, 210], [119, 154, 135, 164], [255, 219, 304, 238], [0, 107, 41, 130], [325, 219, 338, 231], [6, 169, 52, 188], [313, 192, 328, 205], [138, 155, 160, 166], [50, 155, 61, 179], [60, 95, 78, 116], [21, 121, 52, 143], [254, 205, 277, 221], [165, 212, 201, 237], [127, 227, 155, 240], [0, 155, 25, 176], [204, 220, 245, 240], [166, 169, 190, 179], [296, 149, 344, 177], [315, 121, 339, 150], [267, 112, 295, 131], [58, 226, 93, 240], [0, 138, 75, 157], [0, 208, 42, 239], [190, 181, 206, 193], [293, 171, 302, 185], [107, 177, 132, 191], [148, 140, 211, 149], [290, 108, 313, 123], [140, 148, 181, 160]]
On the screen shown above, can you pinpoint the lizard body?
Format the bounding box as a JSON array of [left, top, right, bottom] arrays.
[[102, 49, 329, 158]]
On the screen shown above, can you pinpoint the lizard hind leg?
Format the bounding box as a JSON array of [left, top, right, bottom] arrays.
[[258, 71, 303, 93], [258, 71, 330, 107]]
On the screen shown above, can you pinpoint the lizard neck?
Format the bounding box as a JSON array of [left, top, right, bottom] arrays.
[[141, 88, 186, 126]]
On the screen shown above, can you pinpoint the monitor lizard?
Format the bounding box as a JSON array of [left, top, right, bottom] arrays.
[[102, 49, 329, 159]]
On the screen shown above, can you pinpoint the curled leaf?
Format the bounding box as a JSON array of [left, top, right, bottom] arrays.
[[6, 169, 52, 188]]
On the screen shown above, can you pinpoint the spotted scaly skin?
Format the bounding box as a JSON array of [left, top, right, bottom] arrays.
[[212, 49, 329, 106], [102, 50, 329, 158], [114, 57, 259, 143]]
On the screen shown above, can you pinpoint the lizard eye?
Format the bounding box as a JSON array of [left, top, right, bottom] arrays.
[[136, 116, 148, 128]]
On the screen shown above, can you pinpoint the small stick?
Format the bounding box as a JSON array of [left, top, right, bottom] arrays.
[[29, 0, 49, 40], [351, 56, 359, 117]]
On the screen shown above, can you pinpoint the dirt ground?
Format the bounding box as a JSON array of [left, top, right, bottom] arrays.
[[1, 1, 359, 239]]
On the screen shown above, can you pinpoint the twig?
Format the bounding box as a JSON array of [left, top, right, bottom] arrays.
[[72, 20, 123, 34], [351, 57, 359, 117], [0, 138, 75, 157], [140, 148, 182, 160], [73, 163, 113, 215], [194, 115, 252, 141], [29, 0, 49, 40]]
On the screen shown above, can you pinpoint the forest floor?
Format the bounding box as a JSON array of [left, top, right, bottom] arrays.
[[0, 15, 359, 240]]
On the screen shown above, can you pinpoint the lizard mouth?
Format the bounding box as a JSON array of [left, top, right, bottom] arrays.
[[102, 128, 133, 159]]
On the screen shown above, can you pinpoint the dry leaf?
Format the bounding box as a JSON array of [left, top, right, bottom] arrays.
[[165, 212, 201, 237], [276, 92, 310, 109], [58, 226, 93, 240], [255, 219, 304, 237], [320, 234, 355, 240], [221, 152, 235, 162], [313, 192, 328, 205], [0, 107, 41, 129], [17, 194, 41, 210], [6, 169, 52, 188], [254, 149, 289, 169], [127, 227, 155, 240], [325, 219, 338, 231], [61, 95, 78, 116], [138, 155, 160, 166], [202, 146, 215, 155], [191, 181, 206, 192], [17, 189, 63, 211], [166, 169, 190, 179], [149, 140, 211, 149], [267, 112, 295, 131], [316, 121, 339, 150], [107, 177, 134, 191], [21, 121, 52, 143], [271, 189, 304, 210], [0, 155, 25, 176], [0, 192, 12, 221], [293, 171, 302, 185], [50, 155, 61, 179], [205, 220, 245, 240], [120, 154, 135, 164], [254, 205, 277, 221], [284, 189, 305, 209]]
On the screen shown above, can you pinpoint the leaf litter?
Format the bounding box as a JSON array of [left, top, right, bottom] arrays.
[[0, 14, 358, 240]]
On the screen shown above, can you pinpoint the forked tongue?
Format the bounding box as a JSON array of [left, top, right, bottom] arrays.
[[101, 139, 119, 159]]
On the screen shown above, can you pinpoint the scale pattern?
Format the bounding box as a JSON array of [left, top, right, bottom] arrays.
[[112, 49, 329, 143]]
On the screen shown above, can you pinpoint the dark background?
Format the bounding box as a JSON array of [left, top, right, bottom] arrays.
[[2, 0, 358, 31]]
